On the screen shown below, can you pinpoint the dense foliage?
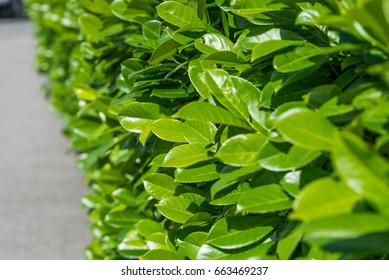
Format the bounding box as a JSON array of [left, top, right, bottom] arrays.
[[26, 0, 389, 260]]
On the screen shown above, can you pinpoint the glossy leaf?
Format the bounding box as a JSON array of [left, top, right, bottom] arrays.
[[230, 0, 288, 17], [140, 249, 182, 260], [175, 163, 220, 183], [237, 184, 293, 213], [156, 1, 203, 28], [111, 188, 136, 206], [275, 108, 339, 151], [174, 102, 251, 129], [182, 120, 217, 146], [210, 166, 262, 198], [111, 0, 153, 23], [150, 39, 181, 64], [252, 40, 304, 61], [333, 132, 389, 215], [274, 44, 325, 73], [161, 144, 210, 168], [151, 88, 188, 99], [188, 60, 212, 98], [203, 51, 247, 65], [118, 230, 149, 258], [142, 20, 161, 41], [150, 118, 187, 143], [104, 210, 143, 228], [178, 232, 208, 260], [206, 217, 273, 250], [194, 33, 234, 54], [303, 214, 389, 246], [277, 226, 303, 260], [216, 134, 266, 166], [205, 69, 266, 132], [197, 241, 276, 260], [118, 102, 162, 133], [79, 13, 102, 41], [156, 196, 202, 224], [135, 219, 165, 239], [291, 178, 360, 222], [143, 173, 179, 200], [259, 144, 321, 172]]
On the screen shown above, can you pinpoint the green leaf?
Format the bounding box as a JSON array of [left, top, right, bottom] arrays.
[[219, 165, 262, 182], [236, 27, 303, 50], [161, 144, 210, 168], [111, 0, 153, 23], [188, 60, 212, 98], [303, 214, 389, 246], [275, 108, 339, 151], [237, 184, 293, 213], [156, 1, 203, 28], [150, 39, 181, 64], [182, 120, 217, 146], [151, 88, 188, 99], [174, 102, 251, 129], [229, 0, 288, 20], [79, 13, 102, 41], [144, 232, 169, 250], [194, 33, 234, 54], [259, 144, 321, 172], [273, 44, 325, 73], [175, 163, 220, 183], [203, 51, 246, 64], [118, 102, 162, 133], [73, 84, 99, 101], [210, 191, 242, 206], [211, 165, 262, 199], [211, 181, 253, 206], [81, 194, 107, 209], [111, 188, 136, 206], [291, 177, 360, 222], [216, 134, 266, 166], [205, 69, 267, 133], [156, 196, 202, 224], [140, 249, 182, 260], [188, 0, 206, 19], [277, 226, 303, 260], [197, 241, 276, 260], [143, 173, 180, 200], [118, 230, 149, 258], [252, 40, 304, 61], [80, 0, 112, 15], [210, 166, 262, 198], [167, 24, 204, 45], [184, 212, 212, 227], [333, 132, 389, 215], [104, 210, 143, 228], [178, 232, 208, 260], [273, 43, 361, 73], [205, 217, 273, 250], [142, 20, 161, 41], [180, 193, 207, 208], [135, 220, 165, 239], [150, 118, 187, 143]]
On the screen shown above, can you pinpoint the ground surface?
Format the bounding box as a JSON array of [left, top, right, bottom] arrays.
[[0, 20, 90, 259]]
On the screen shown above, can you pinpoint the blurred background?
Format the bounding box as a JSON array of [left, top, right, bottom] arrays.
[[0, 0, 90, 259]]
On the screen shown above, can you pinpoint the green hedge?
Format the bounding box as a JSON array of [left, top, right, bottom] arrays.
[[26, 0, 389, 260]]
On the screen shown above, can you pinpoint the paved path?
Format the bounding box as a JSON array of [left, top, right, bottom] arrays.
[[0, 20, 90, 259]]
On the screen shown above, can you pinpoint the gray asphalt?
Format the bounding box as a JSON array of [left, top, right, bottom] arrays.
[[0, 20, 90, 259]]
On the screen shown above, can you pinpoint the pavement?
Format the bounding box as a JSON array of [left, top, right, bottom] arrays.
[[0, 20, 90, 259]]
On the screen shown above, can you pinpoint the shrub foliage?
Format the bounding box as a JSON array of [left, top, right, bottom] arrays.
[[26, 0, 389, 260]]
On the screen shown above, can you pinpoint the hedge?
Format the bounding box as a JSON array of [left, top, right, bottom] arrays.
[[25, 0, 389, 260]]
